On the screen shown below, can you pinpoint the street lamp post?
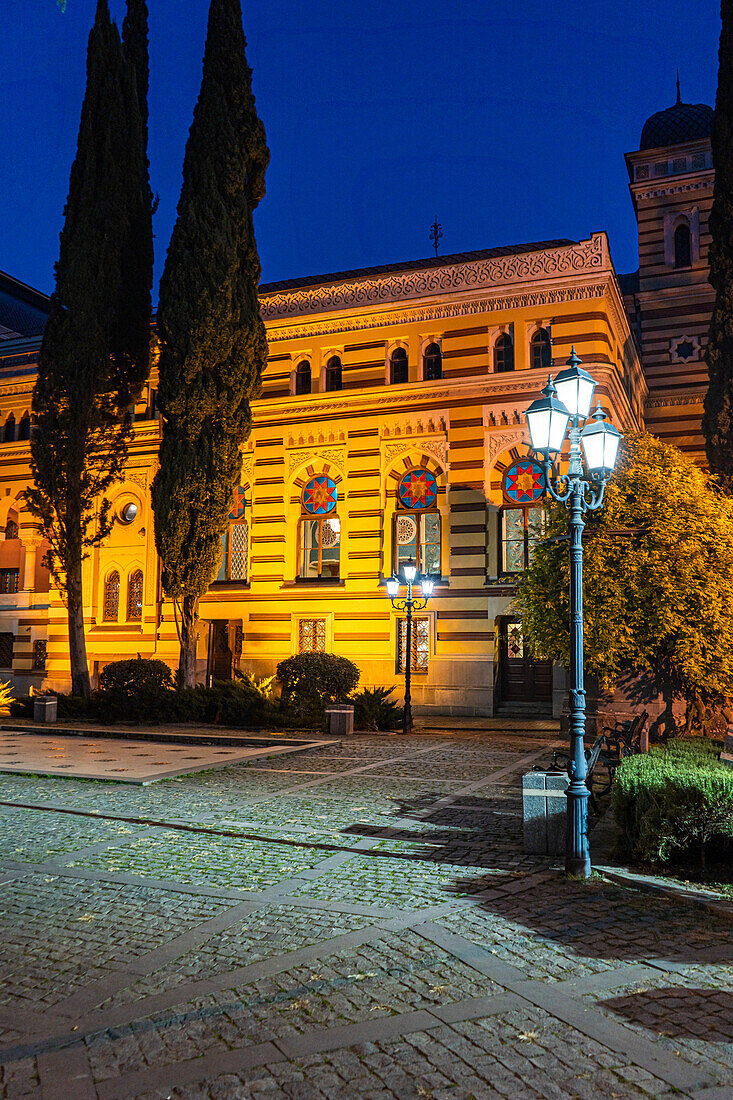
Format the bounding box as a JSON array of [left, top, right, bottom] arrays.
[[525, 348, 622, 878], [386, 560, 434, 735]]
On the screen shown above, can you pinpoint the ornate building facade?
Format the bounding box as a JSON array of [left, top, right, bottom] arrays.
[[0, 92, 715, 715]]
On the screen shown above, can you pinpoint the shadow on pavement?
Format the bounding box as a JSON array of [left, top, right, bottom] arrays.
[[600, 987, 733, 1041]]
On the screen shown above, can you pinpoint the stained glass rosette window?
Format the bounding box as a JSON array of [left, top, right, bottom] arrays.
[[303, 477, 337, 515], [503, 460, 545, 503], [398, 469, 438, 509]]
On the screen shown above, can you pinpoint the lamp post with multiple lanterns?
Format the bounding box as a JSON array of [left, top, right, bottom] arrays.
[[525, 348, 623, 878], [386, 560, 434, 736]]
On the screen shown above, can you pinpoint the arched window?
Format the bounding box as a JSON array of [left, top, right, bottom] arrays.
[[295, 360, 311, 395], [17, 414, 30, 441], [494, 333, 514, 373], [103, 571, 120, 621], [127, 569, 143, 620], [530, 328, 552, 372], [325, 355, 342, 392], [4, 519, 18, 540], [500, 460, 546, 573], [299, 476, 340, 580], [674, 222, 692, 268], [390, 347, 409, 385], [216, 488, 249, 582], [393, 468, 441, 576], [3, 416, 15, 443], [423, 343, 442, 381]]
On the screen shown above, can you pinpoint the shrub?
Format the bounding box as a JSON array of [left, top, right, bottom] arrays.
[[99, 657, 174, 697], [612, 738, 733, 868], [352, 686, 403, 731], [0, 680, 15, 713], [277, 652, 360, 723]]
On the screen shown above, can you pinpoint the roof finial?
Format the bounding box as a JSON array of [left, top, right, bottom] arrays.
[[676, 70, 681, 104]]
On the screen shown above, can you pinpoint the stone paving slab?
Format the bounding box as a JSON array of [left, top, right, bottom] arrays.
[[0, 729, 730, 1100], [0, 732, 333, 784]]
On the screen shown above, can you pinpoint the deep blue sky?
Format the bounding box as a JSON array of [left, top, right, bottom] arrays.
[[0, 0, 721, 298]]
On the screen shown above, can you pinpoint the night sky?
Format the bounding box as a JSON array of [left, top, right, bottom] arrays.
[[1, 0, 721, 299]]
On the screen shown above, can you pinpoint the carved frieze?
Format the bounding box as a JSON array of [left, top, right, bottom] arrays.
[[287, 447, 345, 475], [260, 236, 606, 321]]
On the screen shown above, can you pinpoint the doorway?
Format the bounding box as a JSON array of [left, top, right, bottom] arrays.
[[498, 617, 552, 707], [207, 620, 242, 683]]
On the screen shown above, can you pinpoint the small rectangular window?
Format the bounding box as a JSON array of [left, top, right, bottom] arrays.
[[33, 640, 47, 670], [0, 632, 13, 667], [397, 617, 429, 673], [299, 517, 340, 579], [395, 512, 441, 576], [0, 569, 19, 595], [501, 507, 546, 573], [299, 618, 326, 653]]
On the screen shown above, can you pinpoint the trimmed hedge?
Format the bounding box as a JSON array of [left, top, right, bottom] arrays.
[[612, 738, 733, 867], [277, 652, 360, 723]]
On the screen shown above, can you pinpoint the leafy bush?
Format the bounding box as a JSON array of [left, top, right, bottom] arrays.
[[352, 686, 403, 731], [277, 652, 360, 723], [612, 738, 733, 868], [99, 657, 174, 697], [0, 680, 15, 712]]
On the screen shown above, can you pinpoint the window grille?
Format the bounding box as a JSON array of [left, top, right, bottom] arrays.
[[33, 640, 47, 670], [127, 569, 143, 620], [230, 522, 248, 580], [104, 571, 120, 620], [0, 569, 19, 595], [4, 520, 18, 540], [298, 618, 326, 653], [0, 633, 13, 667], [397, 617, 429, 673]]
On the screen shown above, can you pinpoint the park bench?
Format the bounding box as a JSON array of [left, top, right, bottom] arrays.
[[547, 709, 649, 810]]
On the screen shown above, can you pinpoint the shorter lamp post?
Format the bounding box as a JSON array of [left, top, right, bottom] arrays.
[[386, 560, 434, 735], [525, 348, 623, 878]]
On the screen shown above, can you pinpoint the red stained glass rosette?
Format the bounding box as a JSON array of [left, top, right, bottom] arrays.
[[303, 476, 338, 515], [398, 469, 438, 509], [504, 460, 545, 503]]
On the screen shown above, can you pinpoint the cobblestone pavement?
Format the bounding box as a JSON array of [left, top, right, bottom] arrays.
[[0, 730, 731, 1100]]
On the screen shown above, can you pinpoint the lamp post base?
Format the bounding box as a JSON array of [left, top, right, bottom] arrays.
[[565, 784, 591, 879]]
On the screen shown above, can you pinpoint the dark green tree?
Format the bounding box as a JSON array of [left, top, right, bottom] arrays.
[[151, 0, 269, 686], [704, 2, 733, 489], [27, 0, 150, 698], [118, 0, 154, 400]]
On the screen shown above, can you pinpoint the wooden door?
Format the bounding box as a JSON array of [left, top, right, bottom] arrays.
[[499, 618, 552, 704]]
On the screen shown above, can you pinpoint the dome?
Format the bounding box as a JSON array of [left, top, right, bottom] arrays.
[[640, 97, 713, 151]]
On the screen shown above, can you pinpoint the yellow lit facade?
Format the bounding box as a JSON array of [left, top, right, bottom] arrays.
[[0, 92, 716, 715], [0, 233, 644, 715]]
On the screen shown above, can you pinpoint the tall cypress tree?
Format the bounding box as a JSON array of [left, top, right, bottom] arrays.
[[704, 1, 733, 488], [117, 0, 153, 400], [27, 0, 149, 698], [152, 0, 269, 686]]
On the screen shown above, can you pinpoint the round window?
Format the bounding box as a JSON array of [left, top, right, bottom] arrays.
[[503, 460, 545, 503], [119, 501, 138, 525]]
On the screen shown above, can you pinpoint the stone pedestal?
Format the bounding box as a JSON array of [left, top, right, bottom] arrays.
[[523, 770, 569, 855]]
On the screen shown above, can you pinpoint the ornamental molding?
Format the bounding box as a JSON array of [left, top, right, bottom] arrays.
[[485, 429, 529, 463], [645, 392, 703, 409], [260, 235, 607, 321], [383, 438, 448, 471], [287, 446, 345, 476], [127, 472, 148, 491], [635, 179, 712, 201], [240, 455, 254, 482], [264, 282, 609, 343], [669, 334, 701, 363]]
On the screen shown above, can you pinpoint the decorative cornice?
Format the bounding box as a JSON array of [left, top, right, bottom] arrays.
[[645, 392, 704, 409], [635, 179, 712, 201], [261, 236, 607, 321], [263, 282, 609, 343]]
